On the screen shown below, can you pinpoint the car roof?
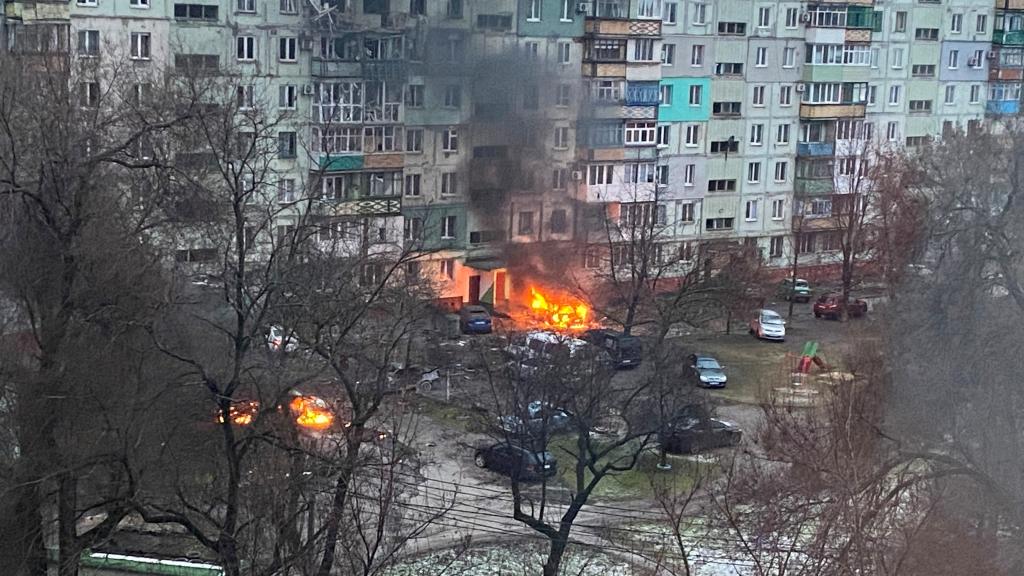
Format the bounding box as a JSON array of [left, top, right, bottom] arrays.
[[463, 305, 488, 312], [527, 331, 587, 346], [693, 354, 717, 361]]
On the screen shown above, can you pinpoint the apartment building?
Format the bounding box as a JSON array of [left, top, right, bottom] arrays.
[[0, 0, 1006, 306]]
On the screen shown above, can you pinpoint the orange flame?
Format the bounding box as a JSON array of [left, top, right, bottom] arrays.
[[217, 401, 259, 426], [529, 287, 591, 331], [289, 396, 335, 431]]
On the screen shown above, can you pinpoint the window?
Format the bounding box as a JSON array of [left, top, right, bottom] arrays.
[[947, 50, 959, 69], [656, 125, 670, 147], [440, 259, 455, 280], [683, 165, 695, 186], [405, 84, 424, 108], [526, 0, 540, 20], [752, 85, 765, 106], [871, 47, 879, 68], [236, 36, 256, 61], [758, 7, 770, 28], [887, 121, 899, 141], [688, 85, 702, 106], [685, 125, 700, 146], [771, 199, 784, 220], [550, 209, 568, 233], [130, 32, 150, 60], [77, 30, 99, 57], [785, 8, 798, 28], [280, 0, 296, 13], [444, 85, 461, 108], [625, 121, 657, 145], [661, 43, 675, 65], [174, 3, 219, 20], [634, 39, 655, 61], [560, 0, 572, 21], [779, 86, 792, 106], [888, 85, 902, 106], [236, 85, 255, 109], [588, 164, 614, 185], [78, 0, 97, 6], [710, 140, 738, 153], [750, 124, 763, 145], [715, 62, 744, 75], [970, 84, 981, 104], [915, 28, 939, 41], [80, 81, 100, 108], [557, 42, 572, 64], [776, 124, 791, 145], [441, 172, 458, 195], [707, 179, 737, 192], [278, 84, 297, 109], [712, 101, 741, 116], [518, 211, 534, 235], [717, 22, 746, 36], [747, 162, 761, 183], [236, 0, 255, 12], [745, 200, 759, 221], [706, 217, 734, 230], [769, 236, 784, 258], [402, 218, 423, 243], [971, 50, 984, 68], [406, 128, 423, 152], [774, 161, 788, 182], [755, 47, 767, 67], [552, 168, 568, 190], [404, 173, 421, 197], [894, 11, 906, 32], [554, 126, 570, 149], [442, 128, 459, 152], [130, 82, 151, 106], [944, 85, 956, 105], [595, 80, 622, 102], [692, 2, 706, 24], [909, 99, 932, 113], [441, 215, 457, 239], [663, 2, 677, 24], [660, 85, 673, 105], [977, 14, 987, 33], [891, 47, 904, 68], [951, 13, 962, 34], [278, 37, 297, 62], [278, 132, 297, 158], [556, 84, 572, 107], [782, 47, 795, 68], [690, 44, 704, 66], [638, 0, 662, 19], [679, 202, 694, 222], [524, 41, 540, 60], [911, 64, 936, 77], [624, 162, 657, 183], [656, 165, 669, 185], [276, 179, 296, 203]]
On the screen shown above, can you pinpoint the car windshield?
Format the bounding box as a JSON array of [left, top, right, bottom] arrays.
[[696, 358, 721, 370], [795, 280, 809, 289], [762, 311, 783, 325]]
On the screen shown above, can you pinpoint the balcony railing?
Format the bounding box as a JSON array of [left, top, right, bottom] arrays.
[[797, 142, 835, 157]]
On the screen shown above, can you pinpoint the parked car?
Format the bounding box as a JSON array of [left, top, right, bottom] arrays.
[[459, 305, 493, 334], [779, 278, 812, 303], [749, 309, 786, 341], [267, 325, 299, 352], [507, 331, 588, 361], [813, 293, 868, 319], [499, 401, 571, 439], [474, 442, 558, 480], [580, 329, 643, 368], [659, 411, 742, 454], [688, 354, 728, 388]]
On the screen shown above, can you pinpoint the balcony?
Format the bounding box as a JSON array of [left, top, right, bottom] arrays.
[[470, 158, 521, 191], [625, 82, 660, 106], [362, 59, 408, 82], [799, 103, 866, 119], [325, 196, 402, 217], [994, 30, 1024, 46], [986, 99, 1022, 116], [797, 142, 835, 157], [795, 178, 835, 195], [584, 18, 661, 37]]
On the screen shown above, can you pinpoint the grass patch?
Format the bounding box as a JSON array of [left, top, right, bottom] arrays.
[[415, 397, 486, 434], [546, 435, 709, 501], [683, 334, 791, 405]]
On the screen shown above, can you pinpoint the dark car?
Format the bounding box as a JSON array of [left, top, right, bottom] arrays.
[[660, 413, 742, 455], [688, 354, 727, 388], [459, 305, 493, 334], [580, 329, 643, 368], [499, 401, 571, 439], [474, 442, 558, 480], [813, 293, 868, 320]]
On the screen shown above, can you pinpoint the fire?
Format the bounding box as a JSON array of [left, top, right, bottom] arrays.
[[529, 287, 591, 331], [217, 401, 259, 426], [288, 396, 335, 431]]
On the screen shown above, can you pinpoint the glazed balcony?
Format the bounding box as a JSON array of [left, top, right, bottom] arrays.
[[795, 177, 836, 195], [797, 142, 835, 157], [799, 103, 866, 119]]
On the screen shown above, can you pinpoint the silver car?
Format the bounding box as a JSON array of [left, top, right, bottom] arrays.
[[750, 309, 786, 341]]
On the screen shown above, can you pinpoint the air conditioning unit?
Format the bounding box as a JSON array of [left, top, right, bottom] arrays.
[[987, 50, 997, 60], [794, 83, 806, 93], [302, 84, 315, 95], [576, 2, 590, 15], [572, 170, 583, 181], [800, 12, 811, 23]]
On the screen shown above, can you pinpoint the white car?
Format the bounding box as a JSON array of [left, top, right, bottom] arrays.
[[749, 309, 786, 341], [267, 325, 299, 353], [507, 330, 588, 361]]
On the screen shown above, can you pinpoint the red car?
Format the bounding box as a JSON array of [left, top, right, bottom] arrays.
[[813, 293, 868, 320]]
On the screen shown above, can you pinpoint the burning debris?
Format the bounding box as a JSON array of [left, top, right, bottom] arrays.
[[288, 396, 335, 431], [528, 286, 593, 332]]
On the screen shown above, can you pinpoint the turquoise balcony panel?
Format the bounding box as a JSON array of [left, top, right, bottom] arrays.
[[797, 142, 835, 157], [986, 100, 1021, 115]]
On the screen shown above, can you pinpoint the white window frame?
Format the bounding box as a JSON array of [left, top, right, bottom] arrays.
[[129, 0, 150, 8], [774, 161, 787, 183], [682, 166, 695, 187], [779, 85, 792, 106], [554, 126, 570, 149], [558, 41, 571, 64], [692, 2, 706, 25], [78, 30, 99, 57], [688, 84, 702, 106], [755, 47, 767, 67], [771, 199, 784, 220], [782, 47, 795, 68], [527, 0, 541, 21], [130, 32, 151, 60], [278, 84, 297, 109], [745, 200, 759, 221], [279, 37, 297, 62], [750, 123, 763, 146], [684, 125, 700, 147], [752, 85, 765, 107], [236, 0, 255, 12], [236, 36, 256, 61], [441, 172, 458, 195], [442, 128, 459, 153], [690, 44, 704, 67], [747, 162, 761, 184], [441, 215, 457, 239], [951, 13, 962, 34], [944, 85, 956, 105]]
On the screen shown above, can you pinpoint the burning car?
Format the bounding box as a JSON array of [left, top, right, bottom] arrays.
[[527, 287, 593, 332]]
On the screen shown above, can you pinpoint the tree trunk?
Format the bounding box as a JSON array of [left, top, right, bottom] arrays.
[[542, 535, 569, 576], [57, 472, 79, 576], [315, 441, 360, 576]]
